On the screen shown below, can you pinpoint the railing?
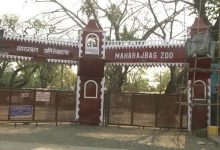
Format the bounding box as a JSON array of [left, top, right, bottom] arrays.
[[0, 88, 188, 128], [0, 88, 76, 126], [104, 91, 187, 129]]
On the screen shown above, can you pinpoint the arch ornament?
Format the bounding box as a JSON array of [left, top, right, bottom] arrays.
[[84, 80, 98, 99]]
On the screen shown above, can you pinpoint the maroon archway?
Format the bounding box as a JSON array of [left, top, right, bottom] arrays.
[[0, 18, 210, 128]]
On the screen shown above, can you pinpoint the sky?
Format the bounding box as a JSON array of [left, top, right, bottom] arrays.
[[0, 0, 196, 27], [0, 0, 83, 22], [0, 0, 41, 20]]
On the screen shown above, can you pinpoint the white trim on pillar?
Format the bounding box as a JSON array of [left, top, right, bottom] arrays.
[[188, 80, 192, 131], [207, 78, 211, 126], [102, 32, 106, 59], [99, 77, 105, 123], [78, 31, 83, 58], [75, 76, 81, 120]]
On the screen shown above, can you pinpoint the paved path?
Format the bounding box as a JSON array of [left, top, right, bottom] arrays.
[[0, 141, 126, 150], [0, 124, 219, 150], [210, 136, 220, 147]]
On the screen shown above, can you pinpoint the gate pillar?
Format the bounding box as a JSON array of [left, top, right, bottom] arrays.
[[187, 17, 211, 130], [75, 19, 105, 124]]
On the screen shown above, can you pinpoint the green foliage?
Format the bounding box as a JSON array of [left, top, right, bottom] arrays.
[[50, 65, 77, 90], [206, 0, 220, 22], [25, 64, 76, 90], [25, 63, 59, 88], [154, 69, 170, 93], [1, 14, 19, 31], [106, 4, 122, 25], [0, 60, 13, 87], [81, 0, 97, 19], [122, 68, 150, 92], [120, 26, 138, 40], [9, 62, 39, 88], [0, 61, 39, 88], [120, 67, 172, 93], [25, 19, 48, 34], [105, 65, 128, 91]]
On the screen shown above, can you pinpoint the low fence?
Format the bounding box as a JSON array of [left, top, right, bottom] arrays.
[[104, 92, 187, 129], [0, 88, 187, 128], [0, 88, 76, 125]]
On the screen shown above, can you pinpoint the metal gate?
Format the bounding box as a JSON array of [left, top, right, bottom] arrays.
[[0, 88, 76, 124], [104, 92, 187, 129]]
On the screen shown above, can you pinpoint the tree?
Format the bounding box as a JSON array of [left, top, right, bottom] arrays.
[[9, 62, 39, 88], [158, 0, 219, 40], [0, 15, 39, 88], [27, 63, 59, 88], [157, 0, 219, 94], [154, 69, 170, 93], [0, 60, 12, 87], [122, 68, 150, 92], [49, 65, 77, 90]]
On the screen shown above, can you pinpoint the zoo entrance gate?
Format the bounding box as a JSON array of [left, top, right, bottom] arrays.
[[0, 88, 187, 129]]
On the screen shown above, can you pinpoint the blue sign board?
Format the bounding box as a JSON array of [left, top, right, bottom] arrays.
[[10, 105, 33, 117]]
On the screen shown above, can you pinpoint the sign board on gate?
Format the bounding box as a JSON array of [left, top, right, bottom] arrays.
[[36, 91, 50, 102], [105, 47, 185, 63], [10, 105, 32, 117], [20, 92, 30, 98]]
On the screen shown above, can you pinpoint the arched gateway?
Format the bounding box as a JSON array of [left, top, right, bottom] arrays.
[[0, 18, 214, 130]]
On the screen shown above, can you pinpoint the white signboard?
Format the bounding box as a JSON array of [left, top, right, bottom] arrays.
[[85, 47, 99, 55], [36, 91, 50, 102], [21, 93, 30, 98]]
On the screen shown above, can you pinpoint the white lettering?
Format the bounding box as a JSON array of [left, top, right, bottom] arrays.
[[115, 53, 120, 59], [153, 52, 157, 59], [144, 52, 148, 59], [120, 53, 124, 59], [160, 52, 174, 59], [114, 51, 176, 60], [136, 52, 140, 59], [124, 53, 128, 59], [16, 46, 38, 53], [132, 52, 136, 59], [149, 52, 152, 58], [128, 53, 131, 59], [44, 48, 69, 55]]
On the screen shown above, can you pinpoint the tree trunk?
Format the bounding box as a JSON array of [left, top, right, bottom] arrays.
[[107, 66, 128, 92], [165, 66, 176, 94]]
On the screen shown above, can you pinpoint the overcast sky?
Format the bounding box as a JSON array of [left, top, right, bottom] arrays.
[[0, 0, 64, 21], [0, 0, 195, 23]]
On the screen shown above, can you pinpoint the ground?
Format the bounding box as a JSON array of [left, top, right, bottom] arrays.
[[0, 123, 219, 150]]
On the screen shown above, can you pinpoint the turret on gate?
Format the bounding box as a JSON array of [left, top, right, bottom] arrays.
[[186, 17, 216, 131], [76, 19, 105, 124]]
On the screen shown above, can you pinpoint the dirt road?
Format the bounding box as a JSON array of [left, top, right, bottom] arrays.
[[0, 124, 218, 150]]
